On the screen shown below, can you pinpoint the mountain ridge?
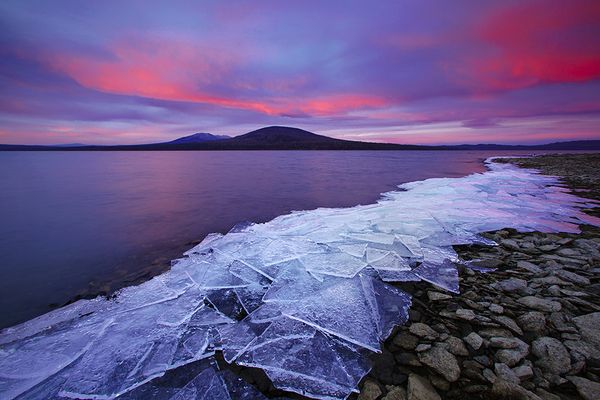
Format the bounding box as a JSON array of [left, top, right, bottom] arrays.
[[1, 126, 599, 151]]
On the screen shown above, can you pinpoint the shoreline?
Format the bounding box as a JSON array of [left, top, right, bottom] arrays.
[[356, 153, 600, 400]]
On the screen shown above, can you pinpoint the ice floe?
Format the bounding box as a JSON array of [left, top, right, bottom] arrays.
[[1, 159, 599, 399]]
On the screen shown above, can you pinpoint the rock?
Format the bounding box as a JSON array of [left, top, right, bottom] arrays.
[[489, 304, 504, 314], [566, 376, 600, 400], [359, 378, 382, 400], [455, 308, 476, 321], [393, 332, 419, 351], [572, 312, 600, 350], [517, 296, 562, 312], [464, 332, 483, 350], [517, 260, 542, 273], [409, 323, 439, 340], [494, 363, 519, 384], [396, 352, 422, 367], [501, 239, 520, 250], [495, 278, 528, 293], [492, 315, 523, 335], [546, 285, 561, 296], [482, 368, 496, 383], [445, 336, 469, 356], [407, 374, 441, 400], [427, 291, 451, 301], [383, 386, 407, 400], [513, 365, 534, 381], [531, 337, 571, 375], [479, 328, 513, 338], [489, 337, 521, 349], [517, 312, 546, 332], [416, 344, 432, 352], [418, 346, 461, 382], [535, 388, 561, 400], [491, 379, 543, 400], [428, 374, 450, 392], [493, 338, 529, 367]]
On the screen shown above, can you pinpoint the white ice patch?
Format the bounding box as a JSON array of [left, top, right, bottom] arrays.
[[1, 159, 598, 400]]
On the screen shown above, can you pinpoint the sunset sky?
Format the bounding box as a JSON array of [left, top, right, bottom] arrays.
[[1, 0, 599, 145]]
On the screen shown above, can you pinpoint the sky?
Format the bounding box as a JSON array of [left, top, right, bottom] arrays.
[[1, 0, 599, 145]]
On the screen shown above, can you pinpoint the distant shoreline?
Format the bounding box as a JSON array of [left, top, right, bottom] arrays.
[[2, 126, 600, 151]]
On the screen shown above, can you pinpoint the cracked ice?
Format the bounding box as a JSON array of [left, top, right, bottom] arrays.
[[1, 159, 599, 400]]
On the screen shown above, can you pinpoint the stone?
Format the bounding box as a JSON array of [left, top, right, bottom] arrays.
[[495, 278, 528, 293], [489, 304, 504, 314], [383, 386, 407, 400], [513, 365, 534, 381], [491, 379, 543, 400], [418, 346, 461, 382], [455, 308, 476, 321], [493, 338, 529, 367], [393, 332, 419, 351], [535, 388, 561, 400], [501, 239, 520, 250], [517, 260, 542, 273], [517, 296, 562, 312], [573, 312, 600, 351], [407, 374, 441, 400], [427, 291, 452, 301], [531, 337, 571, 375], [567, 376, 600, 400], [396, 352, 422, 367], [428, 374, 450, 392], [494, 363, 520, 384], [409, 323, 439, 340], [492, 315, 523, 335], [359, 378, 383, 400], [416, 344, 432, 352], [517, 312, 546, 332], [546, 285, 561, 296], [464, 332, 483, 350], [445, 336, 469, 356], [482, 368, 496, 383]]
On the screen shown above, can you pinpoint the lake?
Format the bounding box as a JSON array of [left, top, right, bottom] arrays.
[[0, 150, 578, 328]]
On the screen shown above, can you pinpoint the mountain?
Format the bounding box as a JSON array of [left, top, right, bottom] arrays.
[[1, 126, 600, 151], [165, 132, 230, 144]]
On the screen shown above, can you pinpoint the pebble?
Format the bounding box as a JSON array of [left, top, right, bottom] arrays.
[[445, 336, 469, 356], [358, 379, 382, 400], [517, 296, 562, 312], [488, 304, 504, 314], [531, 337, 571, 376], [517, 260, 542, 273], [427, 291, 452, 301], [407, 373, 441, 400], [513, 365, 534, 381], [464, 332, 483, 350], [409, 323, 439, 340], [418, 346, 461, 382], [557, 269, 590, 285], [415, 344, 431, 352], [517, 311, 546, 332], [494, 362, 520, 384], [455, 308, 476, 321], [566, 376, 600, 400], [382, 386, 407, 400]]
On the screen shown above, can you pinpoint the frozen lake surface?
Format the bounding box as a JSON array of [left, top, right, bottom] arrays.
[[1, 158, 598, 400]]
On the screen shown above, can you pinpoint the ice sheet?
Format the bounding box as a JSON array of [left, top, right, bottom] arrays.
[[2, 159, 598, 400]]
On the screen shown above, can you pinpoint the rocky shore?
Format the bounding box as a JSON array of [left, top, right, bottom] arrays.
[[356, 154, 600, 400]]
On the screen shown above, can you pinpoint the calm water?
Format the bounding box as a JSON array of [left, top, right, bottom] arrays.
[[0, 150, 575, 328]]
